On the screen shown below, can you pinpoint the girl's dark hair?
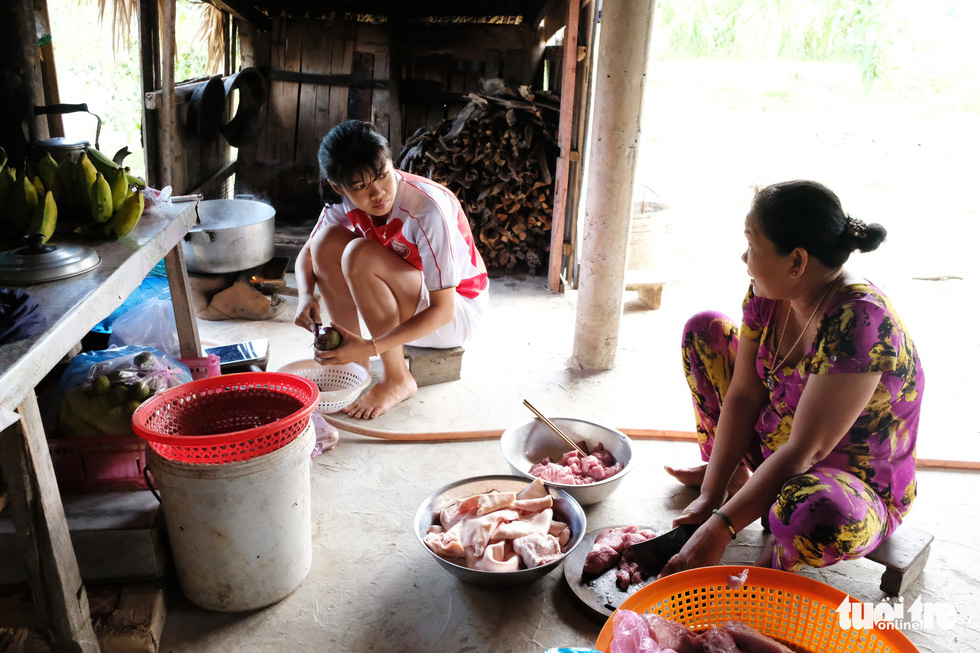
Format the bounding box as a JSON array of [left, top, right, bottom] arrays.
[[317, 120, 391, 205], [750, 180, 887, 268]]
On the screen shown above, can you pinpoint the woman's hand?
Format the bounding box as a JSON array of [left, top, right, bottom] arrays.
[[294, 296, 321, 332], [313, 322, 372, 366], [658, 518, 730, 578]]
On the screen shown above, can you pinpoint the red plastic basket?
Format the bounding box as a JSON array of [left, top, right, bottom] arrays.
[[131, 372, 320, 464]]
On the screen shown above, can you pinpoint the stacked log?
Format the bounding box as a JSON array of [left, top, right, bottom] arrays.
[[397, 85, 559, 273]]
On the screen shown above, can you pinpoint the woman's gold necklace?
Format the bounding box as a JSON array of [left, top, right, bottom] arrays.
[[766, 281, 836, 390]]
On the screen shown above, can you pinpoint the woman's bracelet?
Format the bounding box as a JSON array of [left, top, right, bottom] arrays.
[[712, 509, 737, 540], [371, 337, 380, 358]]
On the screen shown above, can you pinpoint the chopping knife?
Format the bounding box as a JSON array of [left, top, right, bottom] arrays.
[[625, 522, 700, 576]]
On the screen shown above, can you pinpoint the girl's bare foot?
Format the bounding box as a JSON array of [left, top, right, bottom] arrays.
[[664, 463, 751, 496], [342, 374, 417, 419]]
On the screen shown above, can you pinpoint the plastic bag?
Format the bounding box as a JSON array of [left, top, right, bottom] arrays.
[[611, 610, 668, 653], [108, 298, 179, 357], [58, 346, 193, 437], [92, 274, 170, 334], [310, 412, 340, 460]]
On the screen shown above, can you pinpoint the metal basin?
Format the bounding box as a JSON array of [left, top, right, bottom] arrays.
[[183, 199, 275, 274], [414, 474, 586, 587], [500, 417, 634, 506]]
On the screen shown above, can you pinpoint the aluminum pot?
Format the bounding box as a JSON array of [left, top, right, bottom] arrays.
[[183, 199, 275, 274]]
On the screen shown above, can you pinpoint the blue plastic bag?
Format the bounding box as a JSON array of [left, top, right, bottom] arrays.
[[92, 261, 170, 334], [57, 345, 192, 437]]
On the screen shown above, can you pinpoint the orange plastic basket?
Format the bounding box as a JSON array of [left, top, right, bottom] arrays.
[[132, 372, 320, 465], [594, 566, 918, 653]]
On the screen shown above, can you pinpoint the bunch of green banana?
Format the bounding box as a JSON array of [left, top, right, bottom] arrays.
[[103, 187, 144, 239], [27, 190, 58, 244], [85, 145, 146, 190], [1, 143, 148, 247]]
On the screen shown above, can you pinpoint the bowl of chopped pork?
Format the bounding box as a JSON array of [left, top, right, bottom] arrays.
[[414, 475, 586, 587], [499, 417, 634, 506]]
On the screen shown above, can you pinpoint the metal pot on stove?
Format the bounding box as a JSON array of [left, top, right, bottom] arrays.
[[183, 199, 276, 274]]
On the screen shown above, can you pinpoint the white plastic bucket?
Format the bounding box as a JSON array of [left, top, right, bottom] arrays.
[[147, 420, 314, 612]]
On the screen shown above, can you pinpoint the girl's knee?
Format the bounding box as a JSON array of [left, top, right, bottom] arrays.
[[340, 237, 377, 277]]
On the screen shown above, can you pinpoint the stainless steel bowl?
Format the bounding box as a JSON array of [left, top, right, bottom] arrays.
[[414, 474, 586, 587], [500, 417, 634, 506]]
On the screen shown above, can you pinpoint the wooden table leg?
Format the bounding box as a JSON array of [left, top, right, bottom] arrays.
[[0, 392, 99, 652], [164, 243, 203, 359]]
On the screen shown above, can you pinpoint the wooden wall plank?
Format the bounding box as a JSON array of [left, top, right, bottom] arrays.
[[347, 51, 375, 122], [278, 19, 303, 167], [372, 49, 390, 136], [295, 20, 323, 170], [312, 22, 337, 149], [328, 20, 354, 128]]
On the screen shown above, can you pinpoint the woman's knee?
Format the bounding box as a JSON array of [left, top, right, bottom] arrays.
[[682, 311, 736, 350], [771, 469, 888, 568], [340, 237, 379, 279], [311, 226, 356, 277]]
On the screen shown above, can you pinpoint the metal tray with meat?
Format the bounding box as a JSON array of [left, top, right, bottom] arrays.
[[562, 524, 661, 623]]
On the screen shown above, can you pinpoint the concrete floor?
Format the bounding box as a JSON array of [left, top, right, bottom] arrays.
[[158, 273, 979, 653]]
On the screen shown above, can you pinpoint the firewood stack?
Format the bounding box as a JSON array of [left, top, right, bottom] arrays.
[[397, 84, 559, 273]]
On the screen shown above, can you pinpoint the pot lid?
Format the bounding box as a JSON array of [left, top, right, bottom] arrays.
[[34, 136, 90, 151], [0, 237, 100, 284]]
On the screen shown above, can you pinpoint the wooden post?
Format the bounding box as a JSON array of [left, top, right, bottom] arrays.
[[0, 0, 42, 164], [564, 0, 600, 289], [0, 393, 99, 652], [547, 0, 580, 292], [159, 0, 177, 189], [570, 0, 656, 370], [138, 0, 161, 185], [34, 0, 63, 137]]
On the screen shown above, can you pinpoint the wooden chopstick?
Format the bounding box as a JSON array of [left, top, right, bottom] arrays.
[[522, 399, 589, 457]]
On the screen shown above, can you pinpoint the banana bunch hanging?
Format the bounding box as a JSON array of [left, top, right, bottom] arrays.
[[0, 143, 148, 249]]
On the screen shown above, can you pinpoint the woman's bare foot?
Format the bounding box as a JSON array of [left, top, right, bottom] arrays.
[[754, 533, 777, 568], [664, 463, 751, 496], [342, 375, 417, 419]]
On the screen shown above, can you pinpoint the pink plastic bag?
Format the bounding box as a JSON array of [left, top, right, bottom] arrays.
[[310, 412, 339, 459], [612, 610, 667, 653]]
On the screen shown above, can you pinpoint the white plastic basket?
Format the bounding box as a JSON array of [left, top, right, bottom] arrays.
[[276, 360, 371, 414]]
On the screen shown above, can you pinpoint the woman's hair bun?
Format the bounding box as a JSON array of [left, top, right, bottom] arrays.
[[844, 216, 887, 253]]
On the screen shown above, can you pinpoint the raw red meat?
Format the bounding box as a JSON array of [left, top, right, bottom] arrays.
[[529, 441, 625, 485]]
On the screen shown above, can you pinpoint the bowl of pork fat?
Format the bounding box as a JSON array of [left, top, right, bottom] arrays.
[[414, 474, 586, 587], [499, 417, 634, 506]]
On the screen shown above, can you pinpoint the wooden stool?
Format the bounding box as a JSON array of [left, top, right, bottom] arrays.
[[866, 525, 934, 596], [625, 270, 665, 310], [402, 345, 464, 387]]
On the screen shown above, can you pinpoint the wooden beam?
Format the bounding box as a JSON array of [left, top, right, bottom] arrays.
[[562, 0, 599, 289], [548, 0, 580, 292], [0, 0, 43, 164], [34, 0, 63, 137], [138, 0, 161, 186], [268, 69, 389, 89], [164, 244, 204, 359], [0, 393, 99, 652], [208, 0, 272, 31], [159, 0, 177, 189], [188, 158, 237, 196]]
